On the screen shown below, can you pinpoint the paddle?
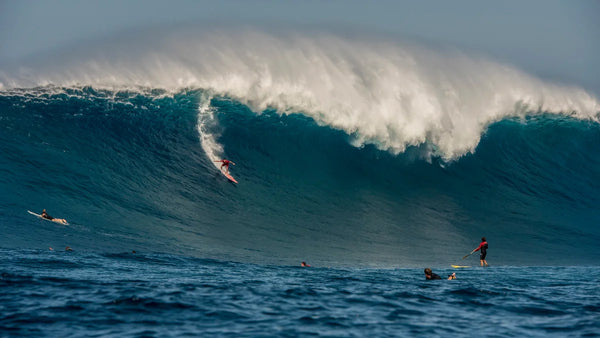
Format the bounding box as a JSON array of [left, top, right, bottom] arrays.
[[462, 250, 475, 259]]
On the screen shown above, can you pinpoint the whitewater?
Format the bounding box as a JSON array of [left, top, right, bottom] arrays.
[[1, 27, 598, 161]]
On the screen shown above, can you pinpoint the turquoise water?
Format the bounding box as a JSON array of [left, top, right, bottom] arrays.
[[1, 88, 599, 266]]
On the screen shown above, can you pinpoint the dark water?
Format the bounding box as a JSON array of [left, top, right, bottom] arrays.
[[1, 248, 599, 337]]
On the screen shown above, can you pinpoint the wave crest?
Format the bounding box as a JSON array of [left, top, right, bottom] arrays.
[[1, 27, 598, 160]]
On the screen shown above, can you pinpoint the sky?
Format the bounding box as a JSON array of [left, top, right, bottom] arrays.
[[1, 0, 599, 95]]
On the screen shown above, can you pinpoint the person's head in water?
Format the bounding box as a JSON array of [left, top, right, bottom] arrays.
[[424, 268, 442, 280]]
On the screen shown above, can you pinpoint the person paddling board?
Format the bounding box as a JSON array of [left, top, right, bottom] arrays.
[[36, 209, 68, 225], [463, 237, 488, 266]]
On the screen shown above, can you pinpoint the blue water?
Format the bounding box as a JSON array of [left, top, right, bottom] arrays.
[[1, 85, 600, 335], [1, 248, 599, 337]]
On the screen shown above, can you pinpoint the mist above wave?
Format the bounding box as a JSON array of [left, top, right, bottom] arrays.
[[1, 26, 598, 160]]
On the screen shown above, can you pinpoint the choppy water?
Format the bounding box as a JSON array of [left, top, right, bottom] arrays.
[[1, 248, 598, 337]]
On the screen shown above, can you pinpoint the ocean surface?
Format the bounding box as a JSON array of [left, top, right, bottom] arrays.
[[1, 248, 599, 337], [1, 28, 600, 335]]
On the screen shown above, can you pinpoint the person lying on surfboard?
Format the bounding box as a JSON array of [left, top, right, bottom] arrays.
[[215, 159, 235, 174], [41, 209, 68, 224], [425, 268, 456, 280]]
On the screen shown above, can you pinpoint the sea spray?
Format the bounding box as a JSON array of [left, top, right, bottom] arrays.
[[2, 27, 598, 161]]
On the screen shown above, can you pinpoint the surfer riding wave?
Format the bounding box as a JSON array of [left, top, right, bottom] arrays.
[[215, 159, 235, 174]]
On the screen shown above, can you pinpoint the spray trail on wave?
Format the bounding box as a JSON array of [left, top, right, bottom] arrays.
[[196, 93, 225, 171]]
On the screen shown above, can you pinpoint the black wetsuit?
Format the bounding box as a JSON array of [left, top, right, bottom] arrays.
[[426, 273, 442, 280]]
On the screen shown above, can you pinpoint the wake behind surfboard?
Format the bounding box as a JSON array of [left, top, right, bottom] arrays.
[[27, 210, 69, 225]]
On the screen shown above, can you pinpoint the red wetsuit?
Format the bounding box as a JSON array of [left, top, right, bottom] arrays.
[[218, 160, 231, 170], [474, 241, 488, 259]]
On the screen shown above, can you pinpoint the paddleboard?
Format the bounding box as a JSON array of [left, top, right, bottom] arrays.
[[221, 170, 238, 184], [451, 265, 471, 268], [28, 210, 69, 225]]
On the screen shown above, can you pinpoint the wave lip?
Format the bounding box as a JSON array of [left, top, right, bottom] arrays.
[[1, 28, 599, 160]]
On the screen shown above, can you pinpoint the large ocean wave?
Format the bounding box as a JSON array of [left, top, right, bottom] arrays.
[[1, 27, 598, 160], [1, 27, 599, 266], [1, 86, 599, 266]]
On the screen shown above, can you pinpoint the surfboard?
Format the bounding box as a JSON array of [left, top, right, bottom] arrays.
[[451, 265, 471, 268], [28, 210, 69, 225], [221, 170, 238, 184]]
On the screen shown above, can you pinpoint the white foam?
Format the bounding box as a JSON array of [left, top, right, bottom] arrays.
[[196, 92, 224, 169], [2, 28, 598, 160]]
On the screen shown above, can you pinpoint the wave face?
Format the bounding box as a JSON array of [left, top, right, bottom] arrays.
[[1, 87, 599, 266], [1, 29, 599, 266]]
